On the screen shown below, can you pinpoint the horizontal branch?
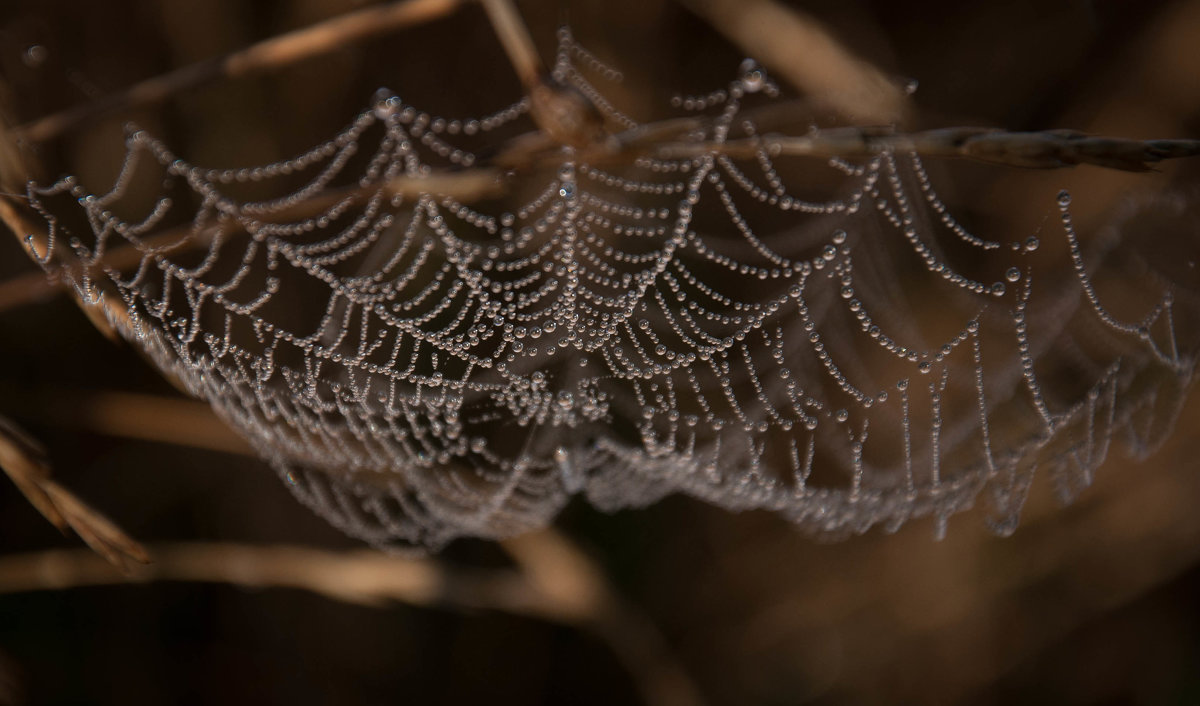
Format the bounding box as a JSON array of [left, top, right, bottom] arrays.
[[0, 541, 584, 617], [653, 127, 1200, 172], [15, 0, 465, 144], [3, 122, 1195, 317], [480, 0, 544, 91]]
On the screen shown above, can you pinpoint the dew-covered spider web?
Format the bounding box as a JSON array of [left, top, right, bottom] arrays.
[[24, 29, 1200, 549]]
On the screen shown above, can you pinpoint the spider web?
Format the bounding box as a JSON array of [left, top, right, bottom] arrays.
[[25, 29, 1199, 549]]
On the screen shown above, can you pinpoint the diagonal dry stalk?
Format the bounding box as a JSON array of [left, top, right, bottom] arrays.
[[506, 530, 708, 706], [0, 533, 707, 706], [0, 386, 255, 457], [13, 0, 466, 144], [479, 0, 545, 92], [0, 384, 707, 706], [0, 543, 523, 613], [675, 0, 912, 125], [1, 119, 1196, 317], [0, 416, 149, 572], [482, 0, 612, 148]]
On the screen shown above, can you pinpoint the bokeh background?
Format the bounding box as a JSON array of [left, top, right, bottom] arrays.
[[1, 0, 1199, 704]]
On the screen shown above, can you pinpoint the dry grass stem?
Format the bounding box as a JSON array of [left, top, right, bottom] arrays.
[[0, 416, 63, 530], [2, 121, 1195, 318], [0, 217, 215, 315], [653, 127, 1200, 172], [505, 531, 709, 706], [0, 534, 703, 706], [480, 0, 545, 91], [14, 0, 466, 144], [0, 542, 552, 616], [675, 0, 912, 125], [0, 97, 142, 340], [0, 167, 503, 315], [481, 0, 610, 148], [0, 270, 61, 313], [0, 416, 149, 571], [0, 382, 706, 705], [0, 387, 254, 457]]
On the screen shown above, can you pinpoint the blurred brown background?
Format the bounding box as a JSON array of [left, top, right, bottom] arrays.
[[1, 0, 1199, 704]]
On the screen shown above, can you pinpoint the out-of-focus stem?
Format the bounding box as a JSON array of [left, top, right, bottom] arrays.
[[15, 0, 465, 144]]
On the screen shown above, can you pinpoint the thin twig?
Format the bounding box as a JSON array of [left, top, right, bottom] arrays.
[[0, 270, 59, 313], [3, 123, 1197, 315], [15, 0, 466, 144], [0, 416, 149, 571], [675, 0, 912, 126], [0, 84, 139, 342], [652, 127, 1200, 172], [0, 541, 571, 619], [479, 0, 544, 92], [0, 534, 704, 706], [0, 386, 254, 457], [0, 167, 502, 315], [0, 212, 205, 315], [0, 384, 707, 704], [479, 0, 609, 148], [505, 531, 708, 706]]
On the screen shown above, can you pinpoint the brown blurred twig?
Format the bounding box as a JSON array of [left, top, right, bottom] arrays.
[[0, 378, 708, 704], [0, 416, 149, 572], [675, 0, 912, 126], [0, 541, 548, 615], [2, 121, 1197, 317], [0, 166, 503, 315], [652, 127, 1200, 172], [479, 0, 544, 92], [0, 383, 706, 706], [0, 384, 710, 704], [480, 0, 610, 148], [0, 386, 255, 457], [14, 0, 466, 144], [0, 532, 705, 706], [505, 531, 708, 706]]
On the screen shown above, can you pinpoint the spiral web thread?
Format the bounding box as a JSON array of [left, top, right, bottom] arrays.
[[25, 29, 1199, 549]]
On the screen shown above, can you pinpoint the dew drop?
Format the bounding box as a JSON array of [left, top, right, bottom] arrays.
[[23, 45, 48, 69], [741, 69, 765, 93]]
